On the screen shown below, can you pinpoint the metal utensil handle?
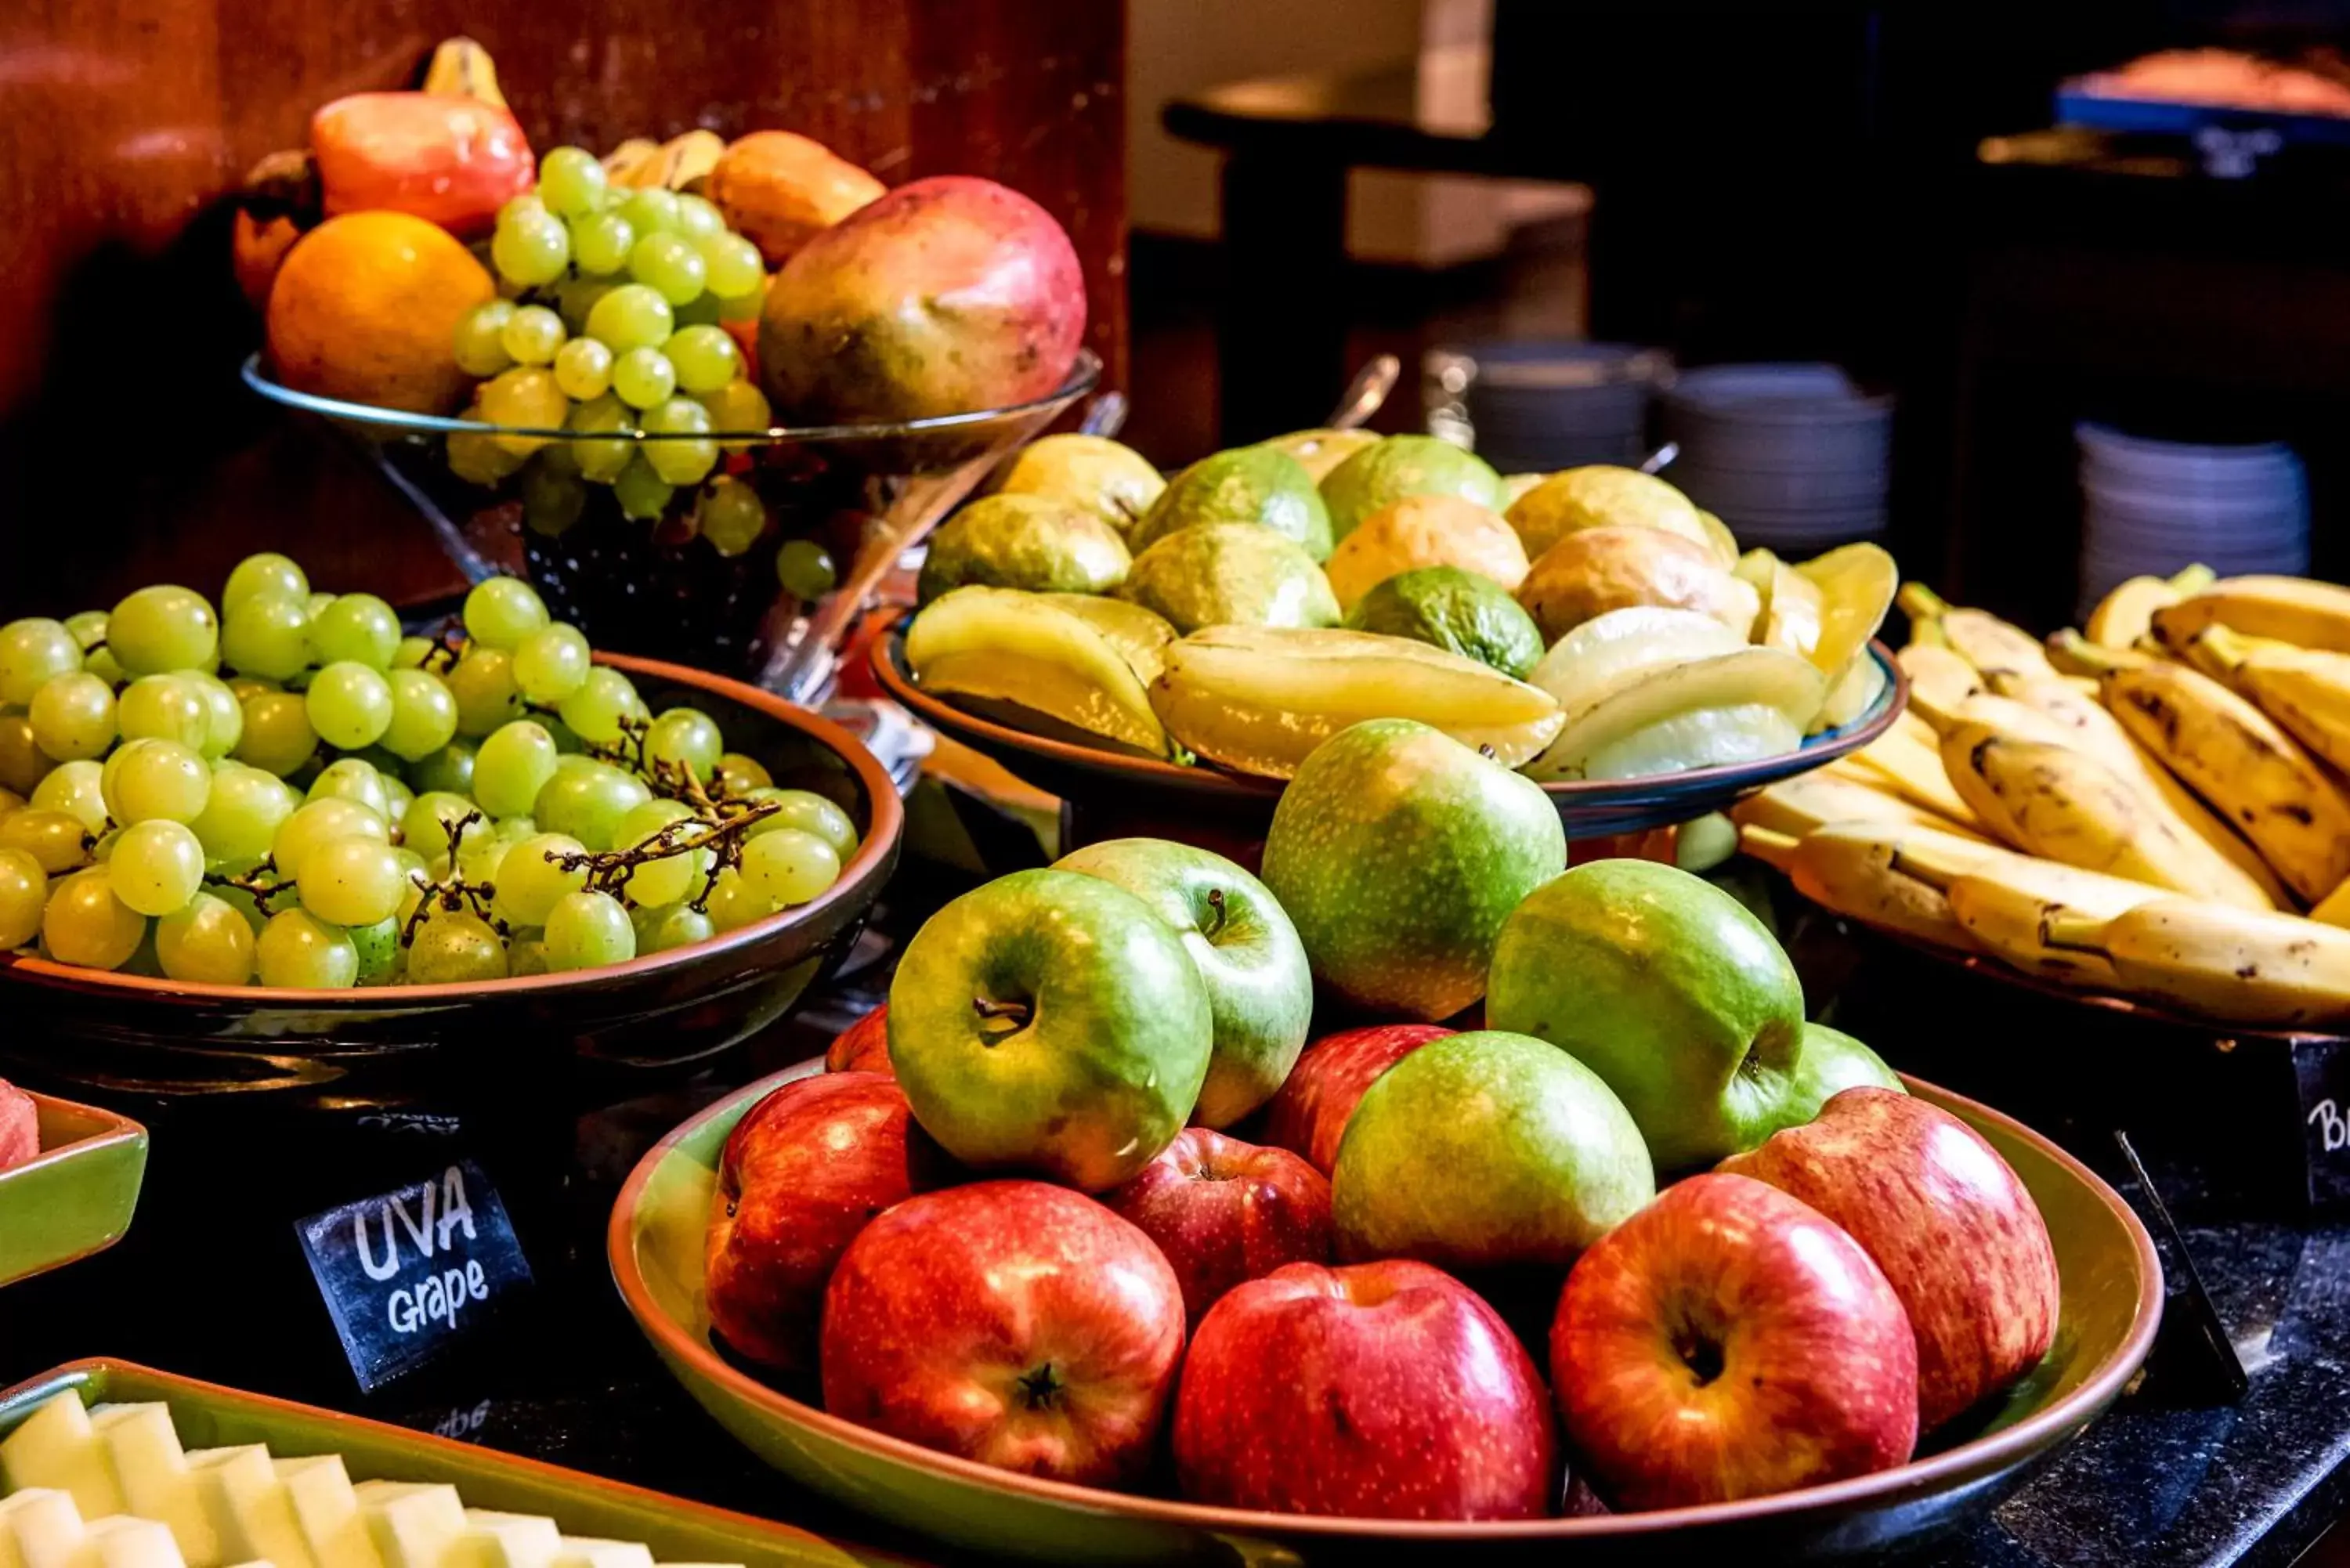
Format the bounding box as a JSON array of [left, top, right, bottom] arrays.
[[1326, 354, 1401, 430]]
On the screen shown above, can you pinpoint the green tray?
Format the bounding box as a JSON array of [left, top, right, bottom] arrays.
[[0, 1093, 147, 1286], [0, 1360, 903, 1568]]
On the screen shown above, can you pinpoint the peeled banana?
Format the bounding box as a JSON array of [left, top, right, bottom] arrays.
[[2150, 575, 2350, 656], [2039, 896, 2350, 1026]]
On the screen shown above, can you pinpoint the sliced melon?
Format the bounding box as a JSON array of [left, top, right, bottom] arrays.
[[454, 1513, 559, 1568], [184, 1451, 313, 1568], [0, 1489, 87, 1568], [350, 1485, 463, 1568], [81, 1516, 186, 1568], [1, 1394, 125, 1523], [1572, 703, 1803, 782], [89, 1405, 218, 1568], [270, 1458, 378, 1568], [1525, 607, 1747, 727], [1525, 646, 1827, 782], [548, 1545, 651, 1568]]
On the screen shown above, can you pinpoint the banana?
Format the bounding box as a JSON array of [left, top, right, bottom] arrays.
[[2101, 659, 2350, 904], [1939, 868, 2165, 988], [1896, 642, 1981, 713], [1898, 584, 2058, 680], [2183, 624, 2350, 777], [601, 139, 662, 184], [2312, 874, 2350, 929], [1737, 822, 1988, 953], [642, 130, 728, 192], [2085, 575, 2183, 651], [421, 37, 507, 106], [2038, 896, 2350, 1027], [2047, 627, 2155, 677], [1730, 771, 1993, 841], [1849, 726, 1982, 827], [1893, 709, 1941, 750], [2151, 576, 2350, 655]]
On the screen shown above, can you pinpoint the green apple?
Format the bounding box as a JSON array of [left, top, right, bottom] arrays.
[[1054, 837, 1312, 1128], [1485, 858, 1808, 1170], [1130, 445, 1333, 561], [992, 433, 1166, 538], [916, 494, 1131, 605], [1777, 1021, 1904, 1133], [1319, 434, 1502, 543], [1332, 1030, 1653, 1269], [887, 868, 1213, 1190], [1259, 717, 1566, 1021], [1118, 523, 1340, 634]]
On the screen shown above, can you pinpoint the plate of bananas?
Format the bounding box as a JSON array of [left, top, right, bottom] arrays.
[[1737, 567, 2350, 1032]]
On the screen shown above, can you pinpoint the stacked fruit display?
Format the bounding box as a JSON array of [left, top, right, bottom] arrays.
[[1739, 569, 2350, 1028], [903, 438, 1900, 784], [0, 558, 856, 988], [701, 715, 2061, 1519]]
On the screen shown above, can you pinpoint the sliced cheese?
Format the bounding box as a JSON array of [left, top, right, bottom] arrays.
[[183, 1451, 313, 1568], [548, 1545, 649, 1568], [2, 1397, 125, 1522], [89, 1407, 219, 1568], [453, 1514, 557, 1568], [268, 1460, 376, 1568], [349, 1485, 462, 1568], [79, 1517, 186, 1568], [0, 1489, 87, 1568]]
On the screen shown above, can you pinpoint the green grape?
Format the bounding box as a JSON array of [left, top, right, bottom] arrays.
[[613, 799, 703, 906], [42, 869, 146, 970], [479, 367, 570, 457], [671, 293, 721, 329], [117, 675, 210, 750], [381, 669, 460, 761], [0, 786, 20, 818], [0, 808, 91, 874], [552, 337, 613, 400], [696, 477, 767, 558], [553, 273, 616, 334], [520, 461, 588, 538], [0, 619, 81, 704], [501, 305, 566, 367], [61, 609, 106, 645], [641, 394, 711, 438], [569, 210, 634, 276], [612, 348, 678, 410], [613, 457, 675, 520], [703, 865, 774, 933], [403, 790, 489, 863], [628, 232, 706, 306], [108, 819, 206, 916], [0, 847, 44, 950], [271, 797, 387, 883], [306, 663, 394, 750], [392, 638, 435, 672], [538, 146, 609, 216], [255, 908, 358, 989], [567, 394, 636, 482], [714, 284, 765, 323], [28, 671, 115, 761], [493, 832, 588, 924], [555, 667, 648, 745], [617, 187, 681, 237], [644, 707, 722, 782], [744, 786, 859, 858], [447, 417, 526, 486], [642, 415, 716, 487], [639, 903, 714, 954], [492, 209, 571, 287], [349, 915, 403, 985], [474, 720, 561, 818], [296, 836, 410, 927], [189, 764, 295, 862], [452, 300, 518, 378], [184, 673, 244, 758], [153, 893, 257, 984], [543, 889, 635, 971], [0, 714, 51, 797], [446, 649, 524, 737], [584, 284, 674, 352], [407, 912, 508, 984], [233, 689, 318, 776], [533, 760, 650, 850], [306, 593, 401, 669], [663, 325, 741, 395], [31, 760, 108, 833], [61, 611, 118, 684], [380, 772, 414, 829], [774, 539, 839, 600], [507, 934, 550, 976], [698, 378, 773, 450], [463, 576, 551, 650], [222, 555, 309, 614], [307, 757, 392, 819], [741, 827, 841, 908], [671, 193, 725, 242], [306, 591, 337, 620], [108, 585, 219, 675], [409, 741, 476, 796], [712, 752, 772, 796], [224, 677, 274, 701], [103, 739, 210, 826], [698, 232, 765, 300], [512, 625, 591, 706], [222, 595, 314, 682]]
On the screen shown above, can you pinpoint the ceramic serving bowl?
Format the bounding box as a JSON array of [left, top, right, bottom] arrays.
[[609, 1064, 2162, 1566], [873, 629, 1907, 852], [0, 1092, 147, 1287], [0, 655, 902, 1111]]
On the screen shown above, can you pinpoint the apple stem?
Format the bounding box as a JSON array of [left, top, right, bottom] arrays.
[[1203, 887, 1227, 938], [1015, 1363, 1063, 1409], [971, 996, 1033, 1033]]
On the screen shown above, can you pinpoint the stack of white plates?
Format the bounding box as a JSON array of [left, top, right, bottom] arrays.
[[1658, 364, 1893, 553], [2077, 425, 2308, 619], [1423, 341, 1672, 474]]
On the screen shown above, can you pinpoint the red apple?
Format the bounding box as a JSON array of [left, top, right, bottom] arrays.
[[1102, 1128, 1332, 1326], [1719, 1086, 2059, 1430], [824, 1003, 891, 1075], [1550, 1172, 1917, 1509], [821, 1180, 1184, 1486], [309, 94, 535, 238], [703, 1071, 916, 1377], [0, 1082, 36, 1172], [1257, 1024, 1452, 1174], [1173, 1259, 1555, 1519]]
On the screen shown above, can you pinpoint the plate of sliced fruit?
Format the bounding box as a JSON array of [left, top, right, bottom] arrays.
[[0, 1086, 146, 1287]]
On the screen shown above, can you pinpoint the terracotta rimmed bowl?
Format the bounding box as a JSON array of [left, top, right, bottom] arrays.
[[0, 655, 902, 1109], [0, 1092, 147, 1287], [873, 627, 1907, 847], [609, 1063, 2162, 1566]]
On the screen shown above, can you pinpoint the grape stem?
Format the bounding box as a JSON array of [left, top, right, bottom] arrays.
[[542, 796, 782, 911], [203, 858, 292, 917], [398, 808, 508, 947]]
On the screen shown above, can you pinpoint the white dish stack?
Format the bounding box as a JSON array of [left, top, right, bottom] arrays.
[[1658, 364, 1893, 555], [2076, 424, 2309, 620]]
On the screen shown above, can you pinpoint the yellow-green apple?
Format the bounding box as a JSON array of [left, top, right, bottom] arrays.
[[1780, 1021, 1902, 1123], [824, 1003, 891, 1075], [1486, 858, 1808, 1169], [1550, 1172, 1918, 1508], [1259, 1023, 1452, 1174], [888, 869, 1212, 1190], [1055, 838, 1313, 1127], [1332, 1030, 1653, 1270], [703, 1071, 916, 1376], [820, 1180, 1185, 1486], [1102, 1128, 1332, 1326], [1173, 1259, 1553, 1518], [1720, 1086, 2059, 1430], [1319, 433, 1503, 543], [1260, 719, 1566, 1021]]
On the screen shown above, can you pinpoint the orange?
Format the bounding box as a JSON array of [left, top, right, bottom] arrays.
[[265, 211, 492, 415]]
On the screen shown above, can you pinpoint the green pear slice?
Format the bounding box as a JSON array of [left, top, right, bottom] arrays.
[[1527, 607, 1748, 727], [906, 587, 1171, 757], [1525, 646, 1827, 781], [1574, 703, 1804, 781], [1149, 626, 1563, 779]]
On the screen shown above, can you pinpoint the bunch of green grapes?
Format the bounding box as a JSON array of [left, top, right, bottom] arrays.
[[0, 558, 859, 989], [442, 145, 820, 580]]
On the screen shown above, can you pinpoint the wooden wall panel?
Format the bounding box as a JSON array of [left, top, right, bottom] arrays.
[[0, 0, 1126, 617]]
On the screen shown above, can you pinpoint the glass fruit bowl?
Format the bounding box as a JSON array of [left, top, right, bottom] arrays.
[[242, 352, 1102, 683]]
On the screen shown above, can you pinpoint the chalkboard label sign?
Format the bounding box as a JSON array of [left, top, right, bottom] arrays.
[[294, 1161, 534, 1393], [2296, 1036, 2350, 1209]]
